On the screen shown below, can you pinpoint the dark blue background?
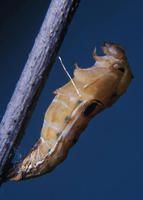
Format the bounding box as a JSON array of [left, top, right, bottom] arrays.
[[0, 0, 142, 199]]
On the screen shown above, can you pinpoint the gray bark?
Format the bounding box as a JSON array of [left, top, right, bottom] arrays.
[[0, 0, 80, 184]]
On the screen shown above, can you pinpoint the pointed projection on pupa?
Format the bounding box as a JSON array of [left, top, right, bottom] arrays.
[[7, 42, 133, 181]]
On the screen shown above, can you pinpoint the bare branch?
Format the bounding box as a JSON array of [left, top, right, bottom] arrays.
[[0, 0, 80, 184]]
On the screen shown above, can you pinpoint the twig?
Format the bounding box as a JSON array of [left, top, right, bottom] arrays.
[[0, 0, 80, 184]]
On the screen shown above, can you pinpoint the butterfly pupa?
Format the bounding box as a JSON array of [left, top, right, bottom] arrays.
[[7, 42, 133, 181]]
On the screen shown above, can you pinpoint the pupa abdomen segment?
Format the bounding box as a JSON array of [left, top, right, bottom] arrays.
[[7, 42, 133, 181]]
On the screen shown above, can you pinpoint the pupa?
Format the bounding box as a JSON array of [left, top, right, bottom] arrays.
[[7, 42, 133, 181]]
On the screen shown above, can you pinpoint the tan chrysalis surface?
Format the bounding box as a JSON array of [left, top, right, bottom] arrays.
[[7, 42, 133, 181]]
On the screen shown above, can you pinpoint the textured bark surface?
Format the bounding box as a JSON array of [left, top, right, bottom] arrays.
[[0, 0, 80, 184]]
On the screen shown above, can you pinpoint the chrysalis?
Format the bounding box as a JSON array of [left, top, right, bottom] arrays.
[[7, 42, 133, 181]]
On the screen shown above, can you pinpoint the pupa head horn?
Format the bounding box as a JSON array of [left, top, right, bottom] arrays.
[[102, 41, 125, 59]]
